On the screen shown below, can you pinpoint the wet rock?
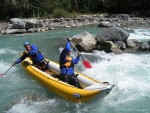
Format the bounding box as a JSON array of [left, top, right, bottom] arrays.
[[138, 42, 149, 51], [72, 31, 97, 52], [126, 39, 136, 48], [27, 28, 38, 33], [114, 41, 126, 49], [4, 29, 26, 34], [10, 18, 26, 29], [97, 41, 122, 54], [95, 27, 130, 43], [147, 40, 150, 46], [97, 21, 113, 27], [25, 19, 44, 30]]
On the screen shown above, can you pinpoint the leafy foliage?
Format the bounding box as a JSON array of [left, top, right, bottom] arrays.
[[0, 0, 150, 20]]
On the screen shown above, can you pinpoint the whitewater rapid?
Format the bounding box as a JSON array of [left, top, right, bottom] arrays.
[[0, 26, 150, 113]]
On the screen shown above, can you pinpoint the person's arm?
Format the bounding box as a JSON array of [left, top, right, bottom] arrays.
[[15, 54, 28, 64], [28, 45, 38, 55], [64, 41, 71, 52], [72, 54, 80, 64], [60, 41, 71, 60]]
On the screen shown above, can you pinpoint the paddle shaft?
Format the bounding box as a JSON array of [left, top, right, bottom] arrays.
[[2, 64, 14, 75], [69, 40, 92, 68], [0, 54, 19, 76], [70, 41, 85, 61]]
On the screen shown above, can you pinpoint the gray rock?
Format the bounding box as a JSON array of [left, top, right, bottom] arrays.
[[26, 28, 38, 33], [49, 27, 55, 30], [97, 21, 113, 27], [4, 29, 26, 34], [138, 42, 149, 51], [10, 18, 25, 24], [98, 41, 122, 54], [72, 31, 97, 52], [147, 40, 150, 46], [10, 18, 26, 29], [109, 14, 132, 20], [25, 19, 44, 30], [95, 27, 130, 42], [126, 39, 136, 48], [11, 23, 25, 29], [114, 41, 126, 49]]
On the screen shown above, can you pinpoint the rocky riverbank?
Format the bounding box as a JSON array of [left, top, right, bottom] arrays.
[[0, 14, 150, 34], [0, 14, 150, 54]]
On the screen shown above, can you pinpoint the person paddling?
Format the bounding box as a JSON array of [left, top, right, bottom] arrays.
[[13, 41, 49, 72], [59, 38, 80, 88]]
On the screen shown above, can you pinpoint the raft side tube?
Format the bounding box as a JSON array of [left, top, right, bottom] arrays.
[[48, 61, 97, 88]]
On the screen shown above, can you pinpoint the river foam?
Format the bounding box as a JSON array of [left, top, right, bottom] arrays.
[[129, 28, 150, 40], [2, 25, 150, 113]]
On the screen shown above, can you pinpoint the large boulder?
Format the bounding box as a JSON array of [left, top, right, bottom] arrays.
[[10, 18, 26, 29], [97, 21, 113, 27], [71, 31, 97, 52], [4, 29, 26, 34], [95, 27, 130, 43], [25, 19, 44, 30], [97, 41, 122, 54]]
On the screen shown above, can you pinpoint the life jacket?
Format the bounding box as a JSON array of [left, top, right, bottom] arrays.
[[61, 55, 74, 68]]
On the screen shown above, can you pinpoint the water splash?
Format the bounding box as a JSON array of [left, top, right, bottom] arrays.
[[129, 28, 150, 40], [81, 51, 150, 113], [0, 48, 18, 55], [6, 93, 90, 113], [6, 93, 57, 113], [1, 26, 150, 113]]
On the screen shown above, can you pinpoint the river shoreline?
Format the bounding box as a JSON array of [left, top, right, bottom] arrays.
[[0, 14, 150, 54], [0, 14, 150, 35]]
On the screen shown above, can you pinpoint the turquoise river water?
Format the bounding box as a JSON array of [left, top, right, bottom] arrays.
[[0, 25, 150, 113]]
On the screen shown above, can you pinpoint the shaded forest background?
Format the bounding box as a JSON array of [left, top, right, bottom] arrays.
[[0, 0, 150, 20]]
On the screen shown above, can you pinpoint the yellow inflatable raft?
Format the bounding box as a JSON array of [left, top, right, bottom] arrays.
[[21, 57, 114, 102]]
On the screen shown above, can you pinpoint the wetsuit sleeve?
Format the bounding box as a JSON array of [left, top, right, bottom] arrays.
[[65, 41, 71, 52], [59, 41, 71, 62], [72, 55, 80, 64], [15, 54, 28, 64], [28, 45, 38, 55]]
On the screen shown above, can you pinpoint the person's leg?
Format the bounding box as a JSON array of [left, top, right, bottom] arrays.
[[34, 62, 42, 70], [74, 77, 80, 88], [70, 74, 80, 88], [65, 75, 70, 84], [41, 60, 49, 71], [37, 60, 50, 73], [60, 74, 66, 82], [36, 61, 44, 70], [44, 60, 50, 71]]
